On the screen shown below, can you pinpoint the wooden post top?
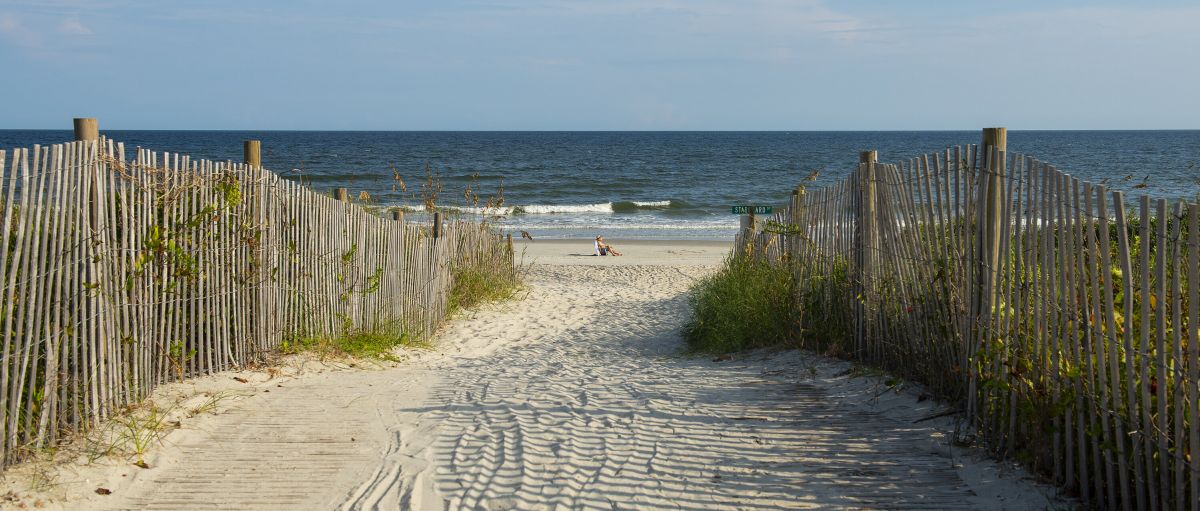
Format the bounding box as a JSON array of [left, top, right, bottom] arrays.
[[981, 127, 1008, 171], [73, 118, 99, 141], [981, 127, 1007, 152], [334, 188, 349, 202], [391, 209, 404, 221], [859, 150, 878, 164], [243, 140, 262, 167]]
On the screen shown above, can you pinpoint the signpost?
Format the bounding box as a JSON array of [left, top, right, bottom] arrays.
[[731, 205, 773, 215]]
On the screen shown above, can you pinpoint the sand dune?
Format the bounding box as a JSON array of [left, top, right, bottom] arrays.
[[5, 240, 1065, 510]]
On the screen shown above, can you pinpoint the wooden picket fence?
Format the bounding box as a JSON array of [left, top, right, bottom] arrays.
[[0, 138, 515, 467], [738, 138, 1198, 510]]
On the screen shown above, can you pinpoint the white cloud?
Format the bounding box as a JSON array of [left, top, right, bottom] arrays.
[[0, 11, 99, 56], [0, 12, 43, 48], [59, 17, 92, 35]]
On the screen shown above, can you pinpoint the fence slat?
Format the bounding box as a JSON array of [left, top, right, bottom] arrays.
[[1114, 190, 1146, 511], [1187, 204, 1199, 511], [1136, 195, 1158, 511]]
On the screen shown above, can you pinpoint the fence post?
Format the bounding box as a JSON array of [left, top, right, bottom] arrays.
[[506, 233, 513, 254], [967, 127, 1007, 422], [790, 188, 801, 223], [859, 151, 878, 278], [976, 129, 1007, 329], [860, 150, 878, 251], [788, 187, 802, 260], [73, 118, 99, 141], [980, 127, 1006, 297], [856, 150, 878, 359], [432, 211, 442, 239], [334, 188, 349, 202], [391, 209, 404, 222], [243, 140, 261, 167]]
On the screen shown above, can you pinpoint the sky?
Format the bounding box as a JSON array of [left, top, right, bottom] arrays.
[[1, 0, 1198, 130]]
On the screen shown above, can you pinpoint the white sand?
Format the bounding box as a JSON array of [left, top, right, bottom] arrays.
[[1, 239, 1069, 510]]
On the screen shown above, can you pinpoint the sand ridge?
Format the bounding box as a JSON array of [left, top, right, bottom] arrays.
[[339, 262, 1063, 510]]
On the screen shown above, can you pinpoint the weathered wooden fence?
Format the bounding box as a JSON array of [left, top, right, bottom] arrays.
[[0, 135, 514, 467], [737, 130, 1198, 510]]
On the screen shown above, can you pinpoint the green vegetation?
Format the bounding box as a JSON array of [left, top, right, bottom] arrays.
[[278, 326, 420, 362], [84, 403, 175, 466], [792, 257, 854, 356], [448, 260, 521, 314], [683, 254, 794, 353], [278, 253, 521, 361]]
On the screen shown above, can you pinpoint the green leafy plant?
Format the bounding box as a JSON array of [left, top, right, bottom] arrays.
[[167, 340, 197, 380]]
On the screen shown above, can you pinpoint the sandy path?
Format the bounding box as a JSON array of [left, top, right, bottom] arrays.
[[77, 241, 1063, 510]]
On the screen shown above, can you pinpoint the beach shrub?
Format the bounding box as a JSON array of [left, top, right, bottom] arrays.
[[684, 254, 794, 353]]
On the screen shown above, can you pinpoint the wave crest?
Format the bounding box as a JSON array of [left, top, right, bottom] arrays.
[[394, 200, 693, 215], [516, 203, 614, 214]]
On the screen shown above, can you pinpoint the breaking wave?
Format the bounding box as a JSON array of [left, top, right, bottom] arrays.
[[394, 199, 694, 216]]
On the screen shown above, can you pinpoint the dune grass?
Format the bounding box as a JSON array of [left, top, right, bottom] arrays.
[[278, 253, 521, 361], [684, 254, 795, 353], [278, 326, 419, 362], [447, 254, 522, 315]]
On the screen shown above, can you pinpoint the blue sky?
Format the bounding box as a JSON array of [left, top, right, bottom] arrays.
[[1, 0, 1197, 130]]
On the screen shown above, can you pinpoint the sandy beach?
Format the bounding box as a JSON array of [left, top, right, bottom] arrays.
[[513, 238, 734, 266], [0, 238, 1067, 510]]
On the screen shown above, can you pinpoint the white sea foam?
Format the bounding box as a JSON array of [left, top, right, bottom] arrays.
[[452, 205, 516, 215], [393, 201, 696, 215], [508, 220, 738, 230], [632, 200, 671, 208], [394, 202, 615, 215], [518, 203, 614, 214], [394, 204, 515, 215]]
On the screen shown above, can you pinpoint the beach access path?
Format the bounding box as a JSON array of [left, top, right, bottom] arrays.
[[22, 240, 1064, 510]]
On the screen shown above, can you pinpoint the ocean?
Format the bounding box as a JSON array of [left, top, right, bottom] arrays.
[[2, 130, 1197, 239]]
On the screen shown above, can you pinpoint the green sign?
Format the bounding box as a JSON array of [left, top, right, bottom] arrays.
[[731, 205, 773, 215]]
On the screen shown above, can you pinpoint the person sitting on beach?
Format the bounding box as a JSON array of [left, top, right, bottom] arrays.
[[594, 236, 623, 256]]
